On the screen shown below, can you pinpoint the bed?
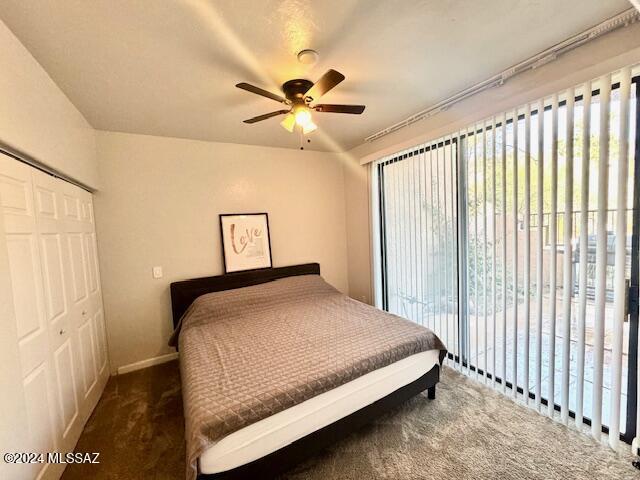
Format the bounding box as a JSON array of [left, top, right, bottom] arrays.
[[169, 263, 446, 480]]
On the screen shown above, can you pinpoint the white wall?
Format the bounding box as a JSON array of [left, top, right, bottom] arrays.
[[94, 131, 349, 373], [344, 22, 640, 304], [0, 19, 98, 189]]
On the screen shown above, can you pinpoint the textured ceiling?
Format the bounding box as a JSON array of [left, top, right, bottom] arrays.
[[0, 0, 631, 151]]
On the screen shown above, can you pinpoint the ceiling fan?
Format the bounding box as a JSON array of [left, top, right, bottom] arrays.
[[236, 69, 365, 134]]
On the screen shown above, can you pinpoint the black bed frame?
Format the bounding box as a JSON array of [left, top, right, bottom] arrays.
[[170, 263, 442, 480]]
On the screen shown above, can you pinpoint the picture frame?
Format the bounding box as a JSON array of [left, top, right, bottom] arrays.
[[219, 213, 273, 273]]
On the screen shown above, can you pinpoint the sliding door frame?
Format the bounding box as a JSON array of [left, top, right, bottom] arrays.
[[625, 77, 640, 446]]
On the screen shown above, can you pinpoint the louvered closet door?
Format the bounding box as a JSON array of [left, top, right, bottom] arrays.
[[0, 157, 59, 480], [31, 170, 81, 453]]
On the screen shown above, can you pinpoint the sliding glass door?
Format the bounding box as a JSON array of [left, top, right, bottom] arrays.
[[374, 70, 640, 447], [376, 138, 459, 366]]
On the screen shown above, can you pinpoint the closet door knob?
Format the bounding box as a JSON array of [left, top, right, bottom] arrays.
[[82, 310, 87, 316], [59, 329, 66, 335]]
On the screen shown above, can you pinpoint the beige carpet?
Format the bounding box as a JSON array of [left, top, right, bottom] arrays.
[[62, 360, 636, 480]]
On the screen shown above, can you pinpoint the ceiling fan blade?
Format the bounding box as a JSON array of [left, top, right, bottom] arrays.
[[236, 83, 289, 104], [314, 104, 365, 114], [304, 70, 345, 101], [243, 109, 290, 124]]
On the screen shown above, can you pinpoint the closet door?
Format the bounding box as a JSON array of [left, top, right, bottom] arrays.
[[59, 181, 98, 403], [82, 195, 108, 376], [1, 156, 109, 480], [58, 181, 109, 427], [31, 170, 81, 453], [0, 157, 58, 480]]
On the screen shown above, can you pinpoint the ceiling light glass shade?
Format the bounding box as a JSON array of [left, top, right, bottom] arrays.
[[280, 113, 295, 132], [294, 107, 312, 127], [302, 121, 318, 134]]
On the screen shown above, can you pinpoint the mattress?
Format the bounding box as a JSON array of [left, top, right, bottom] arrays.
[[199, 349, 440, 474]]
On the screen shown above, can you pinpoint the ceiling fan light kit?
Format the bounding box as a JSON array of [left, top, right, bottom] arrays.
[[280, 113, 296, 133], [236, 69, 365, 135], [302, 120, 317, 134], [294, 107, 311, 124]]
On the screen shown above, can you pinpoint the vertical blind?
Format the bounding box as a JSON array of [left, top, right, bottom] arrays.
[[374, 65, 639, 450], [376, 137, 459, 368]]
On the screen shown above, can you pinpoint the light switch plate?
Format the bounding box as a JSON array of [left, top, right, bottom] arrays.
[[152, 266, 163, 279]]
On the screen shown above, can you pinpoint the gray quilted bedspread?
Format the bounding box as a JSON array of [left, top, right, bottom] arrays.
[[170, 274, 446, 480]]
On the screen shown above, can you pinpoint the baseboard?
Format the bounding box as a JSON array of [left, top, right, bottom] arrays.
[[116, 351, 179, 375]]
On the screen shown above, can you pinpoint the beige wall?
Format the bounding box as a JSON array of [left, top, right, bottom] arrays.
[[344, 23, 640, 305], [94, 131, 349, 373], [0, 19, 98, 189], [343, 155, 372, 305]]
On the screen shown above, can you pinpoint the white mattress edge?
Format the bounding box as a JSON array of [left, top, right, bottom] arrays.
[[199, 349, 440, 474]]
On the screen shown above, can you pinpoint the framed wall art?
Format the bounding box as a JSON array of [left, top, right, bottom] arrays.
[[219, 213, 272, 273]]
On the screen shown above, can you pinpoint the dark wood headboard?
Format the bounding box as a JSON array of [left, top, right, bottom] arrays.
[[169, 263, 320, 327]]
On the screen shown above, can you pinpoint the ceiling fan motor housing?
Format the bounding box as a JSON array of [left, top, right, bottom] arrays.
[[282, 79, 314, 103]]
